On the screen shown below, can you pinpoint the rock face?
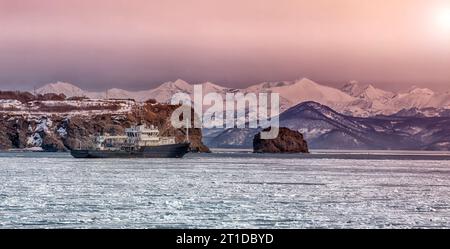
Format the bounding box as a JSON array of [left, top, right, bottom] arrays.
[[0, 101, 210, 152], [253, 127, 309, 153]]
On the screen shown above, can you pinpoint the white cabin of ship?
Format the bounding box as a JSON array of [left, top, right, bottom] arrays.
[[93, 124, 176, 149], [126, 125, 159, 140], [125, 125, 175, 146]]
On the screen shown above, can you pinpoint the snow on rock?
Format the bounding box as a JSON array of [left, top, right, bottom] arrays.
[[0, 99, 25, 109], [56, 127, 67, 137], [24, 117, 53, 147], [27, 133, 42, 147], [0, 99, 134, 117], [35, 117, 52, 133]]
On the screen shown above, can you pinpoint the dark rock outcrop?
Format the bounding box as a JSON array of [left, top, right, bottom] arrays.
[[0, 91, 35, 103], [0, 90, 66, 102], [253, 127, 309, 153]]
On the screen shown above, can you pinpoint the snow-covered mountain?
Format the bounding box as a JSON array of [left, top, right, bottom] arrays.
[[204, 101, 450, 150], [339, 81, 396, 116], [272, 78, 354, 105], [242, 78, 356, 114], [34, 78, 450, 117], [340, 81, 450, 116], [144, 79, 193, 102], [36, 79, 236, 102], [36, 82, 85, 97], [241, 79, 449, 117], [388, 87, 450, 110], [341, 81, 395, 105]]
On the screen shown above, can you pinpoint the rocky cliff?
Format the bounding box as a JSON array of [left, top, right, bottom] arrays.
[[253, 127, 309, 153], [0, 96, 209, 152]]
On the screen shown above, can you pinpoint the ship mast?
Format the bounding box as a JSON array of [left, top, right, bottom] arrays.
[[185, 114, 189, 142], [136, 103, 144, 125]]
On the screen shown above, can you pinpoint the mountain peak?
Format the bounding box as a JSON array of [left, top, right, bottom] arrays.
[[157, 79, 191, 91], [341, 81, 394, 104], [281, 101, 343, 121], [364, 84, 375, 90], [201, 81, 226, 92], [341, 80, 365, 97], [408, 87, 434, 95], [173, 79, 189, 86], [36, 81, 84, 97], [295, 77, 318, 86], [42, 81, 80, 89], [291, 101, 330, 110]]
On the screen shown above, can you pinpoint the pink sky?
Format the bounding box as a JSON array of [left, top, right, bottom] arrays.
[[0, 0, 449, 91]]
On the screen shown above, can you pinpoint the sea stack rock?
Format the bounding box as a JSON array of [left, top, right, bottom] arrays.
[[253, 127, 309, 153]]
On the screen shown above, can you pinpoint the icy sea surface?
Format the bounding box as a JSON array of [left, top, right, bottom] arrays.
[[0, 152, 449, 228]]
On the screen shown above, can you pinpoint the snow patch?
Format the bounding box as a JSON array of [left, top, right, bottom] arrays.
[[56, 127, 67, 137], [27, 133, 42, 147], [35, 117, 52, 133]]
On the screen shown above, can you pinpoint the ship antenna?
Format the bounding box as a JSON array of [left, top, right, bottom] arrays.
[[186, 115, 189, 142], [138, 104, 144, 125]]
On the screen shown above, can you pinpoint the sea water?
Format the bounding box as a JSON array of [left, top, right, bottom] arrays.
[[0, 152, 449, 228]]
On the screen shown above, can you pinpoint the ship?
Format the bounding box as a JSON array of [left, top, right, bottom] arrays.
[[70, 124, 190, 158]]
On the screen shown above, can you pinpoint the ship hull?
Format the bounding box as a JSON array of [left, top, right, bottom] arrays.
[[70, 143, 190, 158]]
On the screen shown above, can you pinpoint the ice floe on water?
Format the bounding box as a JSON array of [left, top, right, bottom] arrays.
[[0, 153, 449, 228]]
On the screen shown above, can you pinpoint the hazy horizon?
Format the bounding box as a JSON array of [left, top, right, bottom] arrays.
[[1, 0, 449, 92]]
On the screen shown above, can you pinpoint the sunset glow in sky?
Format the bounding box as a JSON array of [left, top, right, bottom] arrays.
[[0, 0, 449, 91]]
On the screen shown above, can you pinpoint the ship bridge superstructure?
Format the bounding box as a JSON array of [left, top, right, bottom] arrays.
[[94, 124, 176, 150]]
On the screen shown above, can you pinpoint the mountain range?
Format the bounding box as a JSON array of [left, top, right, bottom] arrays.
[[16, 79, 450, 150], [35, 78, 450, 117], [203, 101, 450, 151]]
